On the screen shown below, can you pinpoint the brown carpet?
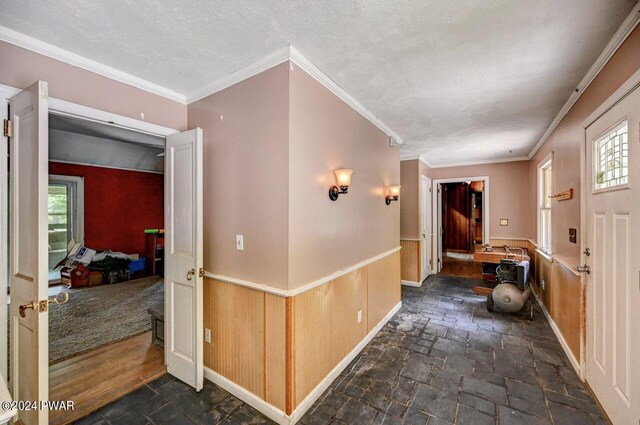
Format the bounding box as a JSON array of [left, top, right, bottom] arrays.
[[48, 276, 164, 364]]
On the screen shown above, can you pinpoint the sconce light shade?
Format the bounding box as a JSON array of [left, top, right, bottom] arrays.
[[329, 169, 354, 201], [386, 185, 401, 205]]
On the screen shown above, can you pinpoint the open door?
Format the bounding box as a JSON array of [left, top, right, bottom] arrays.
[[9, 81, 50, 425], [164, 128, 204, 390]]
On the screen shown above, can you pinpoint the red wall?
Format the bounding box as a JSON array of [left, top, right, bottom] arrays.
[[49, 162, 163, 255]]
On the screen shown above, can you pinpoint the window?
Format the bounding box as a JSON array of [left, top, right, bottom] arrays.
[[594, 120, 628, 191], [48, 175, 84, 281], [538, 157, 552, 254]]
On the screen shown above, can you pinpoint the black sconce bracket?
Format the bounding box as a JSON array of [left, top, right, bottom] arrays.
[[385, 195, 399, 205], [329, 186, 349, 201]]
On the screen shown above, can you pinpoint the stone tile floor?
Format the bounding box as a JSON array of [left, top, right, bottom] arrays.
[[74, 274, 606, 424]]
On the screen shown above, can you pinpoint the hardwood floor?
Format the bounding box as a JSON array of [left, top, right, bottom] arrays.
[[49, 331, 166, 425], [440, 254, 483, 279]]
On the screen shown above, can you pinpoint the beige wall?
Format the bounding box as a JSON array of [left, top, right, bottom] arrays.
[[522, 26, 640, 366], [288, 63, 400, 288], [188, 64, 291, 289], [529, 26, 640, 267], [0, 41, 187, 130], [400, 160, 420, 239], [431, 161, 531, 239]]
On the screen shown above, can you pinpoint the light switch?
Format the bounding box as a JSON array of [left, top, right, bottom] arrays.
[[357, 309, 363, 323], [205, 328, 211, 344], [236, 235, 244, 251], [569, 228, 577, 244]]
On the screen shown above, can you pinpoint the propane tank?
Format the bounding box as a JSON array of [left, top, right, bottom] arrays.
[[491, 284, 531, 312]]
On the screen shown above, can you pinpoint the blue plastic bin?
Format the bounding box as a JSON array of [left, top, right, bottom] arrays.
[[129, 257, 146, 274]]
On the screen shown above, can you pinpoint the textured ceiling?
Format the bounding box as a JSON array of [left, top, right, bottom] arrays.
[[0, 0, 635, 165]]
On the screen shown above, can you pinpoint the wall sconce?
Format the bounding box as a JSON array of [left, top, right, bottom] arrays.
[[385, 185, 401, 205], [329, 169, 353, 201]]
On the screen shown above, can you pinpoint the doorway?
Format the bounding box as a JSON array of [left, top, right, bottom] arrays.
[[46, 114, 167, 424], [2, 81, 204, 425], [583, 82, 640, 424], [432, 176, 489, 275]]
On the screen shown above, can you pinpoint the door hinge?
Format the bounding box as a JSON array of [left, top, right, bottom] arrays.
[[199, 268, 205, 278], [429, 187, 432, 193], [3, 119, 12, 138]]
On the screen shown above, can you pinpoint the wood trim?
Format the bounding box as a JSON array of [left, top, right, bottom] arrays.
[[285, 297, 295, 415], [203, 246, 401, 297], [529, 1, 640, 158], [400, 240, 420, 282]]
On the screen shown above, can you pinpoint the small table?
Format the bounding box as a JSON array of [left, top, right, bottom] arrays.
[[147, 306, 164, 347]]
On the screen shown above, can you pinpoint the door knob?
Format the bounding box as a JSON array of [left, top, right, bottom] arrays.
[[576, 264, 591, 274], [19, 301, 37, 318], [187, 268, 196, 280]]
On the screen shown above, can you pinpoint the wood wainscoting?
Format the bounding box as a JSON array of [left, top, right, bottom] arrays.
[[400, 239, 420, 284], [203, 250, 401, 420]]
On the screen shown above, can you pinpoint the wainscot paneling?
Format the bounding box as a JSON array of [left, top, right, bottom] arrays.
[[203, 249, 401, 417], [367, 251, 401, 331], [292, 267, 368, 406], [265, 293, 287, 410], [400, 239, 420, 282], [205, 279, 266, 399]]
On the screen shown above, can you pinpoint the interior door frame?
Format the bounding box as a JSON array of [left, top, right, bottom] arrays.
[[432, 176, 489, 273], [420, 175, 432, 280], [579, 67, 640, 381], [0, 82, 180, 384]]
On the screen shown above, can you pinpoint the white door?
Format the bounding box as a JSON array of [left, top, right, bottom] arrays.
[[585, 85, 640, 424], [9, 81, 50, 425], [421, 176, 431, 280], [165, 128, 204, 390]]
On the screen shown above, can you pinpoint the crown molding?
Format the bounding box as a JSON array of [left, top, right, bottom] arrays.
[[428, 156, 529, 168], [0, 25, 187, 104], [288, 46, 403, 145], [185, 46, 291, 103], [185, 45, 404, 144], [400, 153, 433, 168], [400, 152, 528, 168], [528, 1, 640, 159]]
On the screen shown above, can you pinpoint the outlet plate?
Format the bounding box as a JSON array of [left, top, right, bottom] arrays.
[[541, 280, 546, 290], [357, 309, 362, 323], [236, 235, 244, 251], [205, 328, 211, 343]]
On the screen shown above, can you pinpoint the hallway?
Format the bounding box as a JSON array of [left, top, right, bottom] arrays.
[[75, 275, 605, 424]]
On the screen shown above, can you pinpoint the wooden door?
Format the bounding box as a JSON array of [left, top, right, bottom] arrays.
[[9, 81, 50, 425], [443, 183, 471, 252], [585, 85, 640, 424], [164, 128, 204, 390]]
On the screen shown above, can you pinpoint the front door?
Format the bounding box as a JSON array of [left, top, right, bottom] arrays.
[[164, 128, 204, 390], [9, 81, 50, 425], [585, 85, 640, 424]]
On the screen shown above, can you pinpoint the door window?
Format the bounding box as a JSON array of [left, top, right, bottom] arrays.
[[594, 120, 628, 191]]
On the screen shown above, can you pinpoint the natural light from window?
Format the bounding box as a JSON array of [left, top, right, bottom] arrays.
[[538, 158, 552, 255]]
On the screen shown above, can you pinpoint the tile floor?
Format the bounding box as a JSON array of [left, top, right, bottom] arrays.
[[74, 274, 606, 425]]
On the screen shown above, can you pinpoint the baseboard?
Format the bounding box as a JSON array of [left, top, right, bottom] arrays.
[[401, 279, 422, 287], [532, 291, 582, 377], [288, 301, 402, 423], [203, 368, 288, 425], [204, 301, 403, 425]]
